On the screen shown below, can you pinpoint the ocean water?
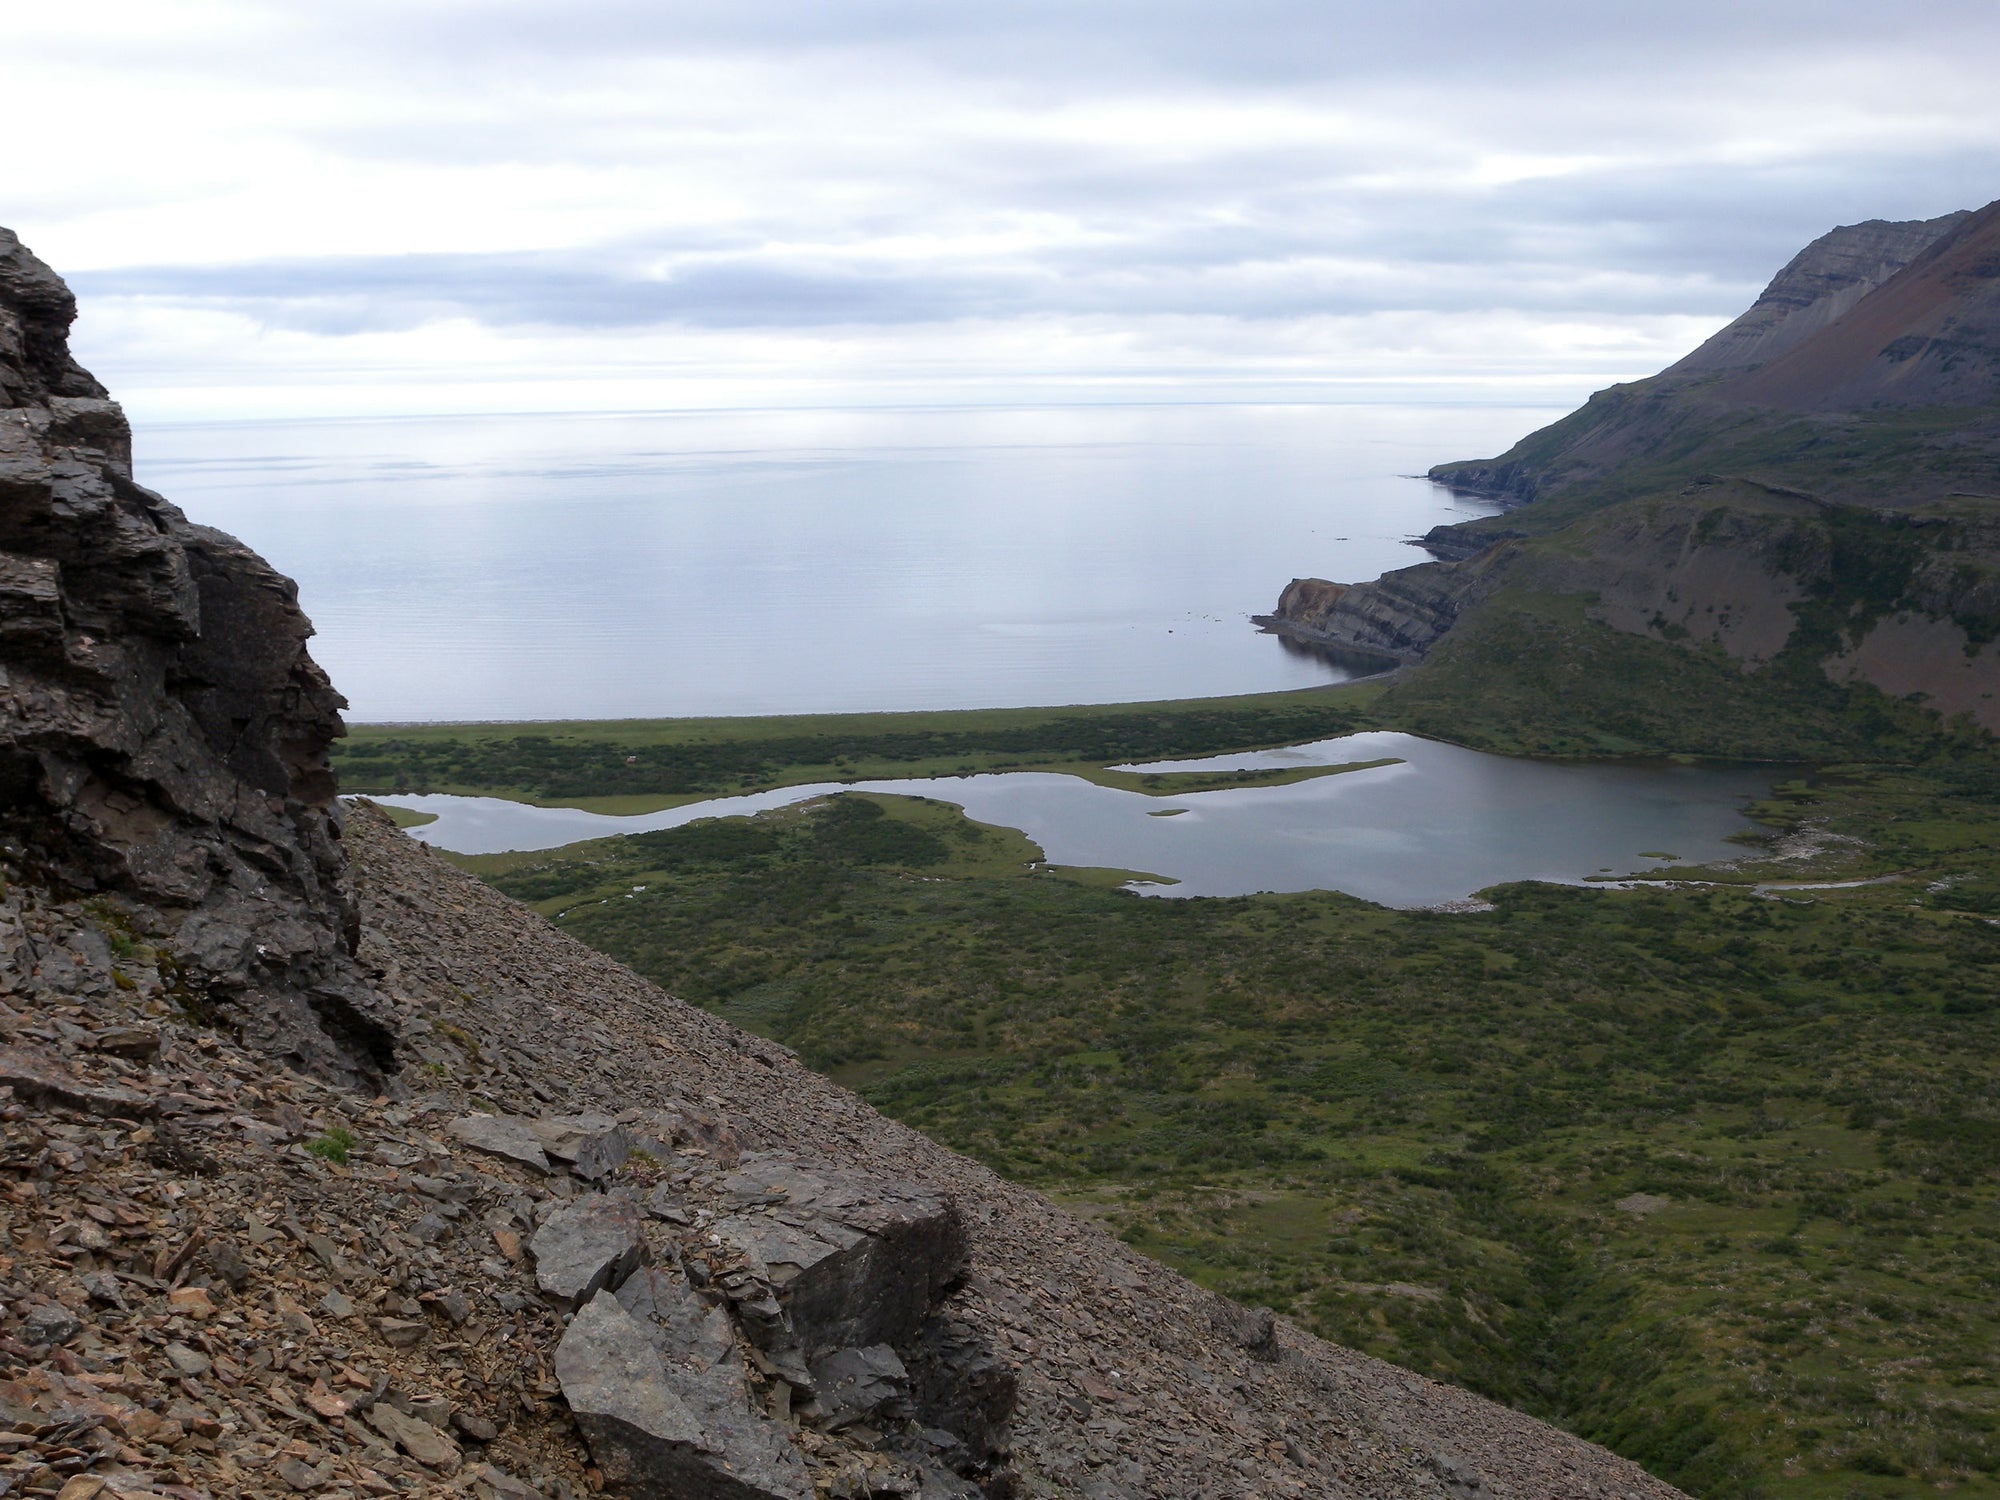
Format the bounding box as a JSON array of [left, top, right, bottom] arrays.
[[129, 403, 1552, 722]]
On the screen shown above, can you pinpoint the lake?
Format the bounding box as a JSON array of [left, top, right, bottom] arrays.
[[369, 732, 1772, 906], [131, 403, 1552, 722]]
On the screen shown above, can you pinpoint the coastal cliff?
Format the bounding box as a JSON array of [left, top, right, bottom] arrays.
[[1273, 198, 2000, 751], [0, 231, 1689, 1498]]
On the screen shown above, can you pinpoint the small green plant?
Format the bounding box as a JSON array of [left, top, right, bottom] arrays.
[[306, 1126, 357, 1165]]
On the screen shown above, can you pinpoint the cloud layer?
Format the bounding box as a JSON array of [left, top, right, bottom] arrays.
[[10, 1, 1998, 418]]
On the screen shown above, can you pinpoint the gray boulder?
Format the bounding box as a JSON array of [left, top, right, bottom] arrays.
[[530, 1112, 629, 1181], [446, 1113, 551, 1172], [709, 1156, 967, 1359], [556, 1290, 811, 1500], [530, 1195, 647, 1312]]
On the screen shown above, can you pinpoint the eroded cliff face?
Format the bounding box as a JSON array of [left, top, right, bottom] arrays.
[[0, 227, 397, 1088], [1270, 551, 1508, 665]]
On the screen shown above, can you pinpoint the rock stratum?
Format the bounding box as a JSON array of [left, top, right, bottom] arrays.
[[0, 232, 1691, 1498], [1271, 198, 2000, 744]]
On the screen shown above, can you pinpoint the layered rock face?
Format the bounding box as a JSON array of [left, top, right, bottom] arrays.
[[0, 227, 396, 1088], [1727, 199, 2000, 410], [1267, 558, 1503, 665]]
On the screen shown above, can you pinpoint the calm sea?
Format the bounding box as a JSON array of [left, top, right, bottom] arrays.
[[131, 404, 1554, 722]]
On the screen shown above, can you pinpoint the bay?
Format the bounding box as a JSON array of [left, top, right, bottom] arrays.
[[130, 403, 1551, 722]]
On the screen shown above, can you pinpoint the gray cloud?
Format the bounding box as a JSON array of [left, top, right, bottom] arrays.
[[15, 0, 2000, 413]]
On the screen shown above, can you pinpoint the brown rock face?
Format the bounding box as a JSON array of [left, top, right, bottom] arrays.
[[0, 226, 397, 1089]]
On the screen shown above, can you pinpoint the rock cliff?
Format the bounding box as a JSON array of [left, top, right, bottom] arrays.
[[0, 228, 397, 1091], [0, 230, 1691, 1497]]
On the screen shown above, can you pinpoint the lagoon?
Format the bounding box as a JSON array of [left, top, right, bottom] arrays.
[[371, 731, 1771, 906]]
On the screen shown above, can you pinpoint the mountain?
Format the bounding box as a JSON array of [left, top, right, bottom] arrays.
[[0, 233, 1684, 1497], [1663, 211, 1968, 380], [1270, 200, 2000, 755], [1418, 204, 2000, 519]]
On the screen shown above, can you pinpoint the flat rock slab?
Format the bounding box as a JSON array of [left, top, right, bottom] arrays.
[[709, 1156, 967, 1358], [530, 1195, 647, 1312], [366, 1400, 463, 1471], [615, 1266, 739, 1376], [445, 1113, 550, 1172], [556, 1291, 811, 1500], [529, 1113, 629, 1181], [811, 1344, 910, 1429], [0, 1045, 156, 1119]]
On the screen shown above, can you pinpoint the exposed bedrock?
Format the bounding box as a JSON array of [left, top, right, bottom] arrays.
[[0, 226, 398, 1088], [1268, 547, 1510, 664]]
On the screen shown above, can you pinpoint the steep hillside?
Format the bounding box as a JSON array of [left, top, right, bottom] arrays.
[[1663, 211, 1966, 378], [1728, 199, 2000, 411]]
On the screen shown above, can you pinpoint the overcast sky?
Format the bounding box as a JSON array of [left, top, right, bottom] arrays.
[[7, 1, 1997, 421]]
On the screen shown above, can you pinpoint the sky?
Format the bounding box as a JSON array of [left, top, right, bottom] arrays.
[[6, 1, 1998, 422]]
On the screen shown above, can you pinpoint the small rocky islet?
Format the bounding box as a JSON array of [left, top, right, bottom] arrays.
[[0, 229, 1686, 1498]]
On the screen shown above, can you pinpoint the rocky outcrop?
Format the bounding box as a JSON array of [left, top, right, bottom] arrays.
[[1267, 549, 1511, 663], [0, 226, 396, 1089]]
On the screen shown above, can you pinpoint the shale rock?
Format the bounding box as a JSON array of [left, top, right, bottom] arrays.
[[0, 226, 398, 1090], [811, 1344, 912, 1429], [529, 1194, 647, 1311], [555, 1290, 813, 1500], [709, 1155, 967, 1360]]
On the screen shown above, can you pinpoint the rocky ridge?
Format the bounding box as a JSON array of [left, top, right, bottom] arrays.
[[1424, 200, 2000, 512]]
